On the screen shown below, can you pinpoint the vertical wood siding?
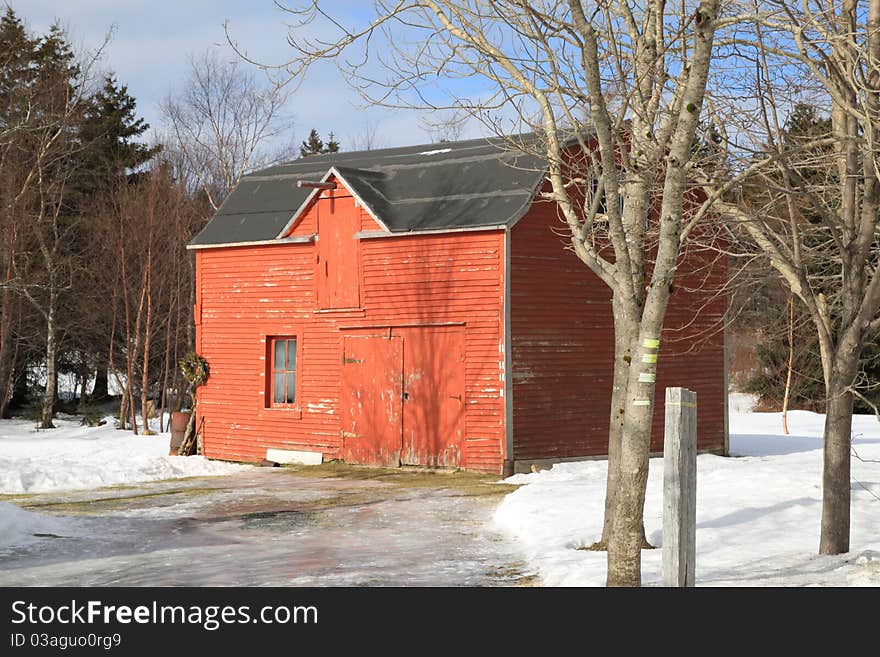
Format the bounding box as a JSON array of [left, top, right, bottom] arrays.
[[195, 182, 506, 472], [510, 201, 727, 462]]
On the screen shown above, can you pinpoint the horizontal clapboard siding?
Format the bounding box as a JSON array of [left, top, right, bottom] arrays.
[[510, 203, 727, 461], [195, 187, 506, 472]]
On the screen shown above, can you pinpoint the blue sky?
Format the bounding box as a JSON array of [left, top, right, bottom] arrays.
[[11, 0, 475, 152]]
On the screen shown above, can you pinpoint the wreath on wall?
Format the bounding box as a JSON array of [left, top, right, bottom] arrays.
[[180, 352, 210, 387]]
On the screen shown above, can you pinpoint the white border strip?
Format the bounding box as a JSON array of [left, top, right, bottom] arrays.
[[355, 225, 507, 240], [276, 166, 392, 238], [186, 234, 316, 250], [503, 226, 514, 467]]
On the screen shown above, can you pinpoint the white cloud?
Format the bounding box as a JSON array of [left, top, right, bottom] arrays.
[[8, 0, 494, 156]]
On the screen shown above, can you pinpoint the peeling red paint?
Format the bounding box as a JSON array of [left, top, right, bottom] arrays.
[[195, 174, 725, 474], [195, 176, 506, 472]]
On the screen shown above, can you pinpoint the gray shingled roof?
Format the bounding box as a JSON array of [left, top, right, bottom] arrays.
[[188, 134, 549, 247]]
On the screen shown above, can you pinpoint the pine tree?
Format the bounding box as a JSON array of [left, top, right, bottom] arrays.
[[0, 8, 37, 127], [299, 128, 340, 157], [75, 75, 159, 205]]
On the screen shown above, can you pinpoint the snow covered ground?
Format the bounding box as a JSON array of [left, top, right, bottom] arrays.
[[494, 394, 880, 586], [4, 397, 880, 585], [0, 416, 249, 492], [0, 415, 251, 550], [0, 502, 80, 550]]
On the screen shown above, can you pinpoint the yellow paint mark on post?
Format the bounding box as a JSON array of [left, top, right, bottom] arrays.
[[638, 372, 656, 383], [641, 353, 658, 364], [642, 338, 660, 349]]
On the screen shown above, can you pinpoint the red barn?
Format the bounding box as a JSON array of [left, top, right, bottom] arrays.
[[188, 136, 728, 474]]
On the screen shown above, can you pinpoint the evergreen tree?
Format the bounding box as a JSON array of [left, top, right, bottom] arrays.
[[77, 75, 159, 197], [76, 79, 153, 176], [299, 128, 340, 157], [0, 8, 37, 129]]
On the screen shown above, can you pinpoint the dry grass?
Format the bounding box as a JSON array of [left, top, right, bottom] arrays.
[[279, 461, 517, 498]]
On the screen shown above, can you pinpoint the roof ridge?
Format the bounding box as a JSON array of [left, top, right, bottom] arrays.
[[189, 131, 553, 247]]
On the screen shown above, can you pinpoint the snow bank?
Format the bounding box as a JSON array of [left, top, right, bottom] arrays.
[[0, 502, 78, 549], [0, 416, 250, 494], [494, 403, 880, 586], [728, 392, 757, 413]]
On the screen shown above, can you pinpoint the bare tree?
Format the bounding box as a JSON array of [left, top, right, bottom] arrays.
[[714, 0, 880, 555], [161, 49, 293, 210], [234, 0, 741, 586], [95, 156, 204, 435], [348, 118, 384, 151], [419, 110, 467, 143], [7, 42, 99, 429]]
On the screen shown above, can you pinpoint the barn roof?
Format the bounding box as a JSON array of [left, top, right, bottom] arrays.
[[188, 134, 549, 248]]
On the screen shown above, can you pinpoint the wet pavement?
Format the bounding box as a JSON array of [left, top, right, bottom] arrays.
[[0, 466, 531, 586]]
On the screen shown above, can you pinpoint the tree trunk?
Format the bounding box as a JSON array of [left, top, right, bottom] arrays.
[[606, 354, 657, 586], [597, 296, 649, 549], [1, 324, 23, 418], [606, 285, 671, 585], [91, 365, 109, 400], [128, 374, 138, 434], [159, 290, 175, 433], [40, 299, 57, 429], [0, 224, 17, 419], [159, 336, 171, 433], [140, 261, 154, 435], [0, 294, 12, 419], [118, 387, 129, 429], [819, 354, 858, 555], [9, 351, 29, 410], [782, 296, 794, 434], [127, 287, 147, 435], [0, 331, 15, 419]]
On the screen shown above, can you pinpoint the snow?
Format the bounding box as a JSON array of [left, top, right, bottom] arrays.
[[0, 502, 80, 550], [494, 401, 880, 586], [4, 398, 880, 586], [728, 391, 757, 413], [0, 415, 250, 495], [417, 148, 453, 156]]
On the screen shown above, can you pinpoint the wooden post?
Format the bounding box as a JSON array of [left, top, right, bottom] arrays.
[[662, 387, 697, 587]]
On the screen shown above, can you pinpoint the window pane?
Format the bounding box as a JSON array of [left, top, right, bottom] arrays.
[[273, 373, 285, 403], [287, 339, 297, 371], [274, 340, 285, 372], [286, 374, 296, 403]]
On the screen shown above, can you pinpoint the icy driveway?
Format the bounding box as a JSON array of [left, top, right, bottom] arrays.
[[0, 466, 529, 586]]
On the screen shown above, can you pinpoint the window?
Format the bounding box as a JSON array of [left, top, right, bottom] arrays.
[[269, 337, 298, 405]]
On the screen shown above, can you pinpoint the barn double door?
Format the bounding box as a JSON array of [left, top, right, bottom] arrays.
[[341, 327, 465, 468]]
